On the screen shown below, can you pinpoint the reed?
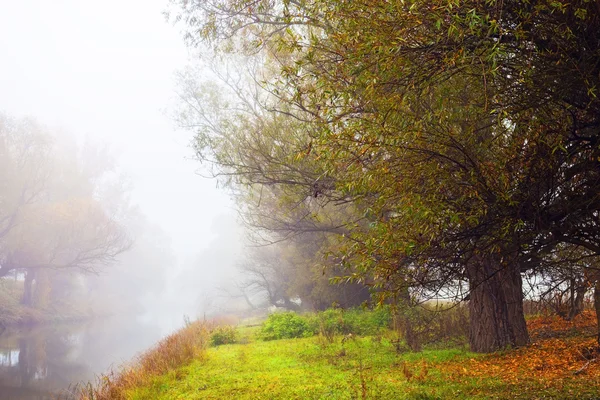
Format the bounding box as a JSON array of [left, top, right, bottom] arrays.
[[77, 319, 211, 400]]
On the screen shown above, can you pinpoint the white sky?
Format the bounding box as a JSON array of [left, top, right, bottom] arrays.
[[0, 0, 238, 260]]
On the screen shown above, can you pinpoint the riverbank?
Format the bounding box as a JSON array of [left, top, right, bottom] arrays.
[[77, 319, 211, 400], [78, 310, 600, 399], [0, 302, 93, 328], [0, 279, 97, 328]]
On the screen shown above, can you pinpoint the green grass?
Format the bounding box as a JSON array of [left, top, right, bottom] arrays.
[[78, 310, 600, 400], [124, 333, 500, 400]]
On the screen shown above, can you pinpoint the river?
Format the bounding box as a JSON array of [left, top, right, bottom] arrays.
[[0, 317, 165, 400]]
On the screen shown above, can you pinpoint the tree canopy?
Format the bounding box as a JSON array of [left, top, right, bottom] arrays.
[[171, 0, 600, 352]]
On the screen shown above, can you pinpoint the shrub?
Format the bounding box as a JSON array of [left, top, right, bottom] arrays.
[[259, 312, 314, 340], [210, 325, 237, 346], [394, 302, 469, 351], [307, 306, 392, 338], [257, 307, 392, 342], [344, 306, 391, 335], [0, 290, 22, 326], [307, 308, 344, 343]]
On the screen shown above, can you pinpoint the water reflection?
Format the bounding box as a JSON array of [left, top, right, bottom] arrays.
[[0, 318, 164, 399], [0, 350, 20, 367]]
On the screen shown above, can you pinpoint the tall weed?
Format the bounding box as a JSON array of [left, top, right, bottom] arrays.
[[77, 320, 210, 400], [394, 302, 469, 351]]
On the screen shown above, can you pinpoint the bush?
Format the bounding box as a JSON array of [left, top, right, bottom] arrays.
[[210, 325, 237, 346], [259, 312, 314, 340], [306, 306, 392, 338], [394, 302, 469, 351], [257, 307, 392, 342], [311, 308, 344, 341], [344, 306, 391, 335]]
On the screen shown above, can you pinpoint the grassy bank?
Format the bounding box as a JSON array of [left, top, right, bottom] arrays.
[[77, 319, 211, 400], [80, 310, 600, 400], [125, 331, 481, 399]]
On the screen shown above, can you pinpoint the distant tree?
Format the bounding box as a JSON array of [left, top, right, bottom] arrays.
[[0, 115, 131, 308], [236, 245, 301, 311], [233, 236, 370, 311], [0, 115, 52, 252], [175, 60, 371, 310]]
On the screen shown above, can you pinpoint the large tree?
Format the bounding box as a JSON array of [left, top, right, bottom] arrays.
[[171, 0, 600, 352]]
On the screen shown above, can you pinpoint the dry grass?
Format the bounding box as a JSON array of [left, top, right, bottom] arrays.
[[77, 320, 211, 400]]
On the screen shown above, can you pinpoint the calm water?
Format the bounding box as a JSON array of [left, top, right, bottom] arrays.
[[0, 318, 164, 400]]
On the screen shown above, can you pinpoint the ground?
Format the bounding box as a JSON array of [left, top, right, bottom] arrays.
[[122, 312, 600, 400]]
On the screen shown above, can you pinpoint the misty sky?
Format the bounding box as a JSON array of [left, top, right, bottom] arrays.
[[0, 0, 237, 258], [0, 1, 244, 330]]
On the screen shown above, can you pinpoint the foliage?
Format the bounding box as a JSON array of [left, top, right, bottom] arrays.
[[453, 312, 600, 395], [210, 325, 238, 346], [0, 278, 92, 326], [0, 280, 24, 325], [527, 310, 597, 340], [257, 307, 392, 342], [171, 0, 600, 352], [307, 306, 392, 338], [258, 311, 313, 340]]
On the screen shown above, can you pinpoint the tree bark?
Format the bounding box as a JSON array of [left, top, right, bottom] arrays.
[[467, 254, 529, 352], [594, 280, 600, 347], [567, 281, 587, 321], [281, 297, 301, 312], [21, 270, 35, 307]]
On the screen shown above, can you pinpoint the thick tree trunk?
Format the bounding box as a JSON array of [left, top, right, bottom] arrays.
[[467, 255, 529, 353]]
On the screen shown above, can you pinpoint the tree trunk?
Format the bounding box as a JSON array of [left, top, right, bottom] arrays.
[[282, 297, 301, 312], [567, 282, 587, 321], [467, 255, 529, 353], [33, 269, 50, 308], [21, 270, 35, 307], [594, 281, 600, 347]]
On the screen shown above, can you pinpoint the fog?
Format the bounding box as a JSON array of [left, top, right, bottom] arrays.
[[0, 0, 244, 336]]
